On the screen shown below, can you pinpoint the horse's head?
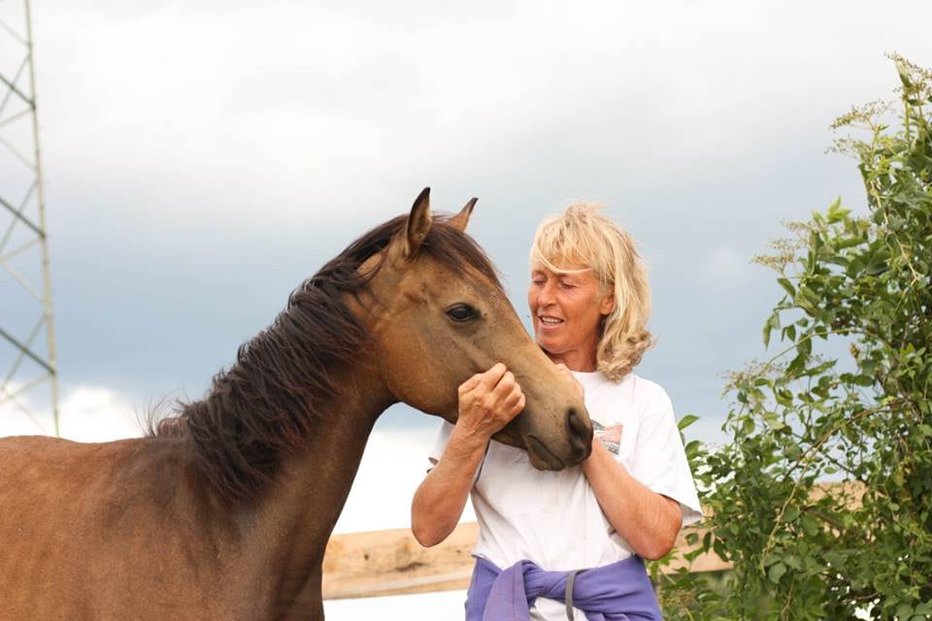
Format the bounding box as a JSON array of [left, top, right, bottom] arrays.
[[360, 188, 593, 470]]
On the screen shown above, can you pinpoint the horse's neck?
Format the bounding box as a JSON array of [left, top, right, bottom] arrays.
[[239, 364, 394, 616]]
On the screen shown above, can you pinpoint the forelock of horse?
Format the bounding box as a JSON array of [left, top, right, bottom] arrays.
[[149, 213, 502, 505]]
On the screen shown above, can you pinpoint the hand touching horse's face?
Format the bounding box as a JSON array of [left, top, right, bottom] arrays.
[[362, 189, 593, 470]]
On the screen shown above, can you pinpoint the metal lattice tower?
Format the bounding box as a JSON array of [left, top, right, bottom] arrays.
[[0, 0, 59, 436]]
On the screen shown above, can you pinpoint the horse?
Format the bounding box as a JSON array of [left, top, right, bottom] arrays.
[[0, 188, 593, 620]]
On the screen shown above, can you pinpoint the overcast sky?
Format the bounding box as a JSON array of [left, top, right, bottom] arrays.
[[2, 0, 931, 617]]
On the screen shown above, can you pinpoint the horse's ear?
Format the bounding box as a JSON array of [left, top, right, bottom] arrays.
[[404, 187, 432, 258], [448, 197, 477, 232]]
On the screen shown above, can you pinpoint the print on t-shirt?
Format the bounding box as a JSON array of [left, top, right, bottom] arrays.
[[592, 420, 622, 455]]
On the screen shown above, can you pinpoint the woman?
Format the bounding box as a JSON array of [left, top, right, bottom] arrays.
[[411, 203, 702, 620]]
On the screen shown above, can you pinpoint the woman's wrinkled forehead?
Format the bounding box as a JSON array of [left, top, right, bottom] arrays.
[[530, 248, 592, 277]]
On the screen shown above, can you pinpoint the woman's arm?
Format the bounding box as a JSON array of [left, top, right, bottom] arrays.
[[410, 425, 486, 547], [411, 363, 525, 547], [582, 440, 682, 560]]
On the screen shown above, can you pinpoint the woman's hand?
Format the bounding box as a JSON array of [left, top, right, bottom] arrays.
[[453, 362, 525, 447]]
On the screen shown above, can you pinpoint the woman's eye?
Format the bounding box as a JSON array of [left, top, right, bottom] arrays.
[[446, 303, 478, 323]]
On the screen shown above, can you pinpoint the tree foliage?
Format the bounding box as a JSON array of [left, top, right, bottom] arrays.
[[657, 55, 932, 620]]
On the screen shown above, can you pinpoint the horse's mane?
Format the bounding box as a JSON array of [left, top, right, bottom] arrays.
[[149, 214, 502, 505]]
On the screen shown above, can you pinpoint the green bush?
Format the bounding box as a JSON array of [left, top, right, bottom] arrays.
[[656, 55, 932, 620]]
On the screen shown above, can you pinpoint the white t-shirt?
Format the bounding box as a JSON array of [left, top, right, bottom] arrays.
[[428, 371, 702, 620]]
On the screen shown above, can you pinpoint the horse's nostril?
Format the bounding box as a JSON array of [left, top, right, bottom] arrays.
[[566, 407, 593, 456]]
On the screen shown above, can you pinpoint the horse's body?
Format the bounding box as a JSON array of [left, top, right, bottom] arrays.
[[0, 189, 592, 620]]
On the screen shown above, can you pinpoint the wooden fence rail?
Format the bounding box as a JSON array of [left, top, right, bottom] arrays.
[[322, 520, 727, 600]]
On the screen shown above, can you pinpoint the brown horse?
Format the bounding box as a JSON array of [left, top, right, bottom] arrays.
[[0, 189, 592, 620]]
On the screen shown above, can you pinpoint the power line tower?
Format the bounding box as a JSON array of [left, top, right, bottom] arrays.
[[0, 0, 59, 436]]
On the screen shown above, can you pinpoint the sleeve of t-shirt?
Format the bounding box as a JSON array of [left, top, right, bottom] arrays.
[[629, 387, 703, 526], [427, 420, 455, 471]]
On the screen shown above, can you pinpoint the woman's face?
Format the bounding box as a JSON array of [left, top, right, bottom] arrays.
[[527, 260, 615, 372]]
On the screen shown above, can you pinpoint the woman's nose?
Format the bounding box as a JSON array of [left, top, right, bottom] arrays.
[[537, 281, 556, 305]]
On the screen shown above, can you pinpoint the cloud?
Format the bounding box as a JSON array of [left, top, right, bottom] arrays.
[[57, 386, 146, 442], [35, 0, 928, 237], [0, 382, 144, 441]]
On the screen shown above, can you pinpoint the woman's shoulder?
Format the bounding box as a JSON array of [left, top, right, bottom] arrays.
[[627, 373, 668, 396], [605, 373, 673, 420], [575, 371, 671, 410], [619, 374, 675, 416], [589, 371, 668, 397]]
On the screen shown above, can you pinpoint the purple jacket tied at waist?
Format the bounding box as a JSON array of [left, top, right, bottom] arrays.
[[465, 555, 662, 621]]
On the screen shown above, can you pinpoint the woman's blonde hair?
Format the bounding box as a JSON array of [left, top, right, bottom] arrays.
[[530, 202, 653, 381]]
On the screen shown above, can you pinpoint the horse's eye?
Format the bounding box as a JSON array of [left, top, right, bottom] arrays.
[[446, 303, 478, 323]]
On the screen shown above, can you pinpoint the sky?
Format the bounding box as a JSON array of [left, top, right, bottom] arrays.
[[2, 0, 931, 618]]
